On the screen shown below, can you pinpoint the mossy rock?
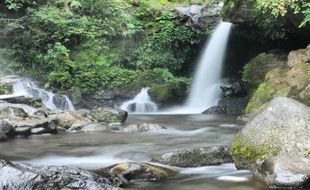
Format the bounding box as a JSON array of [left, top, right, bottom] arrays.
[[149, 84, 175, 103], [233, 97, 310, 170], [90, 107, 128, 124], [245, 82, 291, 113], [0, 84, 13, 95], [242, 52, 287, 88]]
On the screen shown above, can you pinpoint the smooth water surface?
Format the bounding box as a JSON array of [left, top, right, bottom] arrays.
[[0, 114, 267, 190]]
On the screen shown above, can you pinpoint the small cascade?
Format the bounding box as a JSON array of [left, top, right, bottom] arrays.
[[182, 21, 232, 114], [1, 76, 75, 111], [120, 87, 157, 113]]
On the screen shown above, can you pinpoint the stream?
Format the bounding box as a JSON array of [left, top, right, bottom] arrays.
[[0, 114, 266, 190]]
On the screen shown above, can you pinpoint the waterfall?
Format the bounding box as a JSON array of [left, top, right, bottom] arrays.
[[183, 22, 232, 113], [1, 76, 75, 111], [120, 87, 157, 113]]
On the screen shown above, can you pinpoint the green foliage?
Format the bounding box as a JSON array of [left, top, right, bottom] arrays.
[[1, 0, 206, 101], [132, 11, 206, 73]]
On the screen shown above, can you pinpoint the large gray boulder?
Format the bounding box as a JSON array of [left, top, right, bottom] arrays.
[[0, 159, 121, 190], [257, 156, 310, 189], [48, 110, 92, 129], [152, 145, 232, 167], [231, 97, 310, 188]]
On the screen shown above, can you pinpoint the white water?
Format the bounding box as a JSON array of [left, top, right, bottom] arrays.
[[120, 87, 157, 113], [182, 22, 232, 114], [0, 75, 75, 111]]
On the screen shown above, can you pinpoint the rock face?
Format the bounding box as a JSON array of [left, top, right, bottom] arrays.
[[90, 107, 128, 124], [257, 156, 310, 189], [174, 3, 222, 29], [123, 123, 166, 133], [152, 145, 232, 167], [0, 159, 121, 190], [231, 97, 310, 174], [244, 47, 310, 113], [96, 162, 176, 183], [221, 0, 310, 41], [203, 106, 227, 114]]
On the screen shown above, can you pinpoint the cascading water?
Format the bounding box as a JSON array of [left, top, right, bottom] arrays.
[[120, 87, 157, 113], [0, 76, 75, 111], [181, 21, 232, 114]]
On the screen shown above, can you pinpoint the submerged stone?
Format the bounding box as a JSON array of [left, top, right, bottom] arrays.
[[96, 162, 176, 184]]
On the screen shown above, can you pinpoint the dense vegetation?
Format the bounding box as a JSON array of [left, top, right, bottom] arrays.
[[0, 0, 309, 106], [0, 0, 209, 102]]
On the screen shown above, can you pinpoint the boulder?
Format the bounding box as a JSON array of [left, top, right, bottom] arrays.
[[243, 47, 310, 112], [0, 102, 37, 116], [0, 119, 14, 136], [0, 106, 28, 119], [231, 97, 310, 171], [288, 47, 310, 67], [0, 159, 121, 190], [257, 156, 310, 189], [152, 145, 232, 167], [67, 123, 110, 133], [203, 106, 228, 114], [220, 80, 246, 97], [90, 107, 127, 124], [95, 162, 176, 183], [123, 123, 166, 133], [49, 110, 92, 129], [8, 118, 57, 135]]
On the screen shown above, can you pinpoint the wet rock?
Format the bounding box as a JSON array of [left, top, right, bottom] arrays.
[[257, 156, 310, 189], [0, 106, 28, 119], [123, 123, 166, 133], [4, 96, 43, 108], [15, 126, 31, 135], [203, 106, 228, 114], [0, 102, 37, 115], [8, 118, 57, 135], [90, 107, 128, 124], [33, 109, 48, 117], [96, 162, 176, 183], [231, 97, 310, 171], [220, 80, 246, 97], [152, 145, 232, 167], [31, 127, 46, 134], [0, 131, 7, 142], [67, 123, 111, 133], [0, 159, 121, 190], [49, 110, 92, 129], [0, 119, 14, 136]]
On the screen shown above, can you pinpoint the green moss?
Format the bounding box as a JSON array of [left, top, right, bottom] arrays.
[[245, 82, 291, 113], [231, 136, 280, 162], [242, 53, 286, 88]]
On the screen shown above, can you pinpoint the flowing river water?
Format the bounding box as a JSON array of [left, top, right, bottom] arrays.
[[0, 114, 267, 190]]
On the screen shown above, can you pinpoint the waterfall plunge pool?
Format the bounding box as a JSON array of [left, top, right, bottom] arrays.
[[0, 114, 267, 190]]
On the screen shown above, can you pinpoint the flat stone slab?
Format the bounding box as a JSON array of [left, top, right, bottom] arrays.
[[0, 94, 24, 100]]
